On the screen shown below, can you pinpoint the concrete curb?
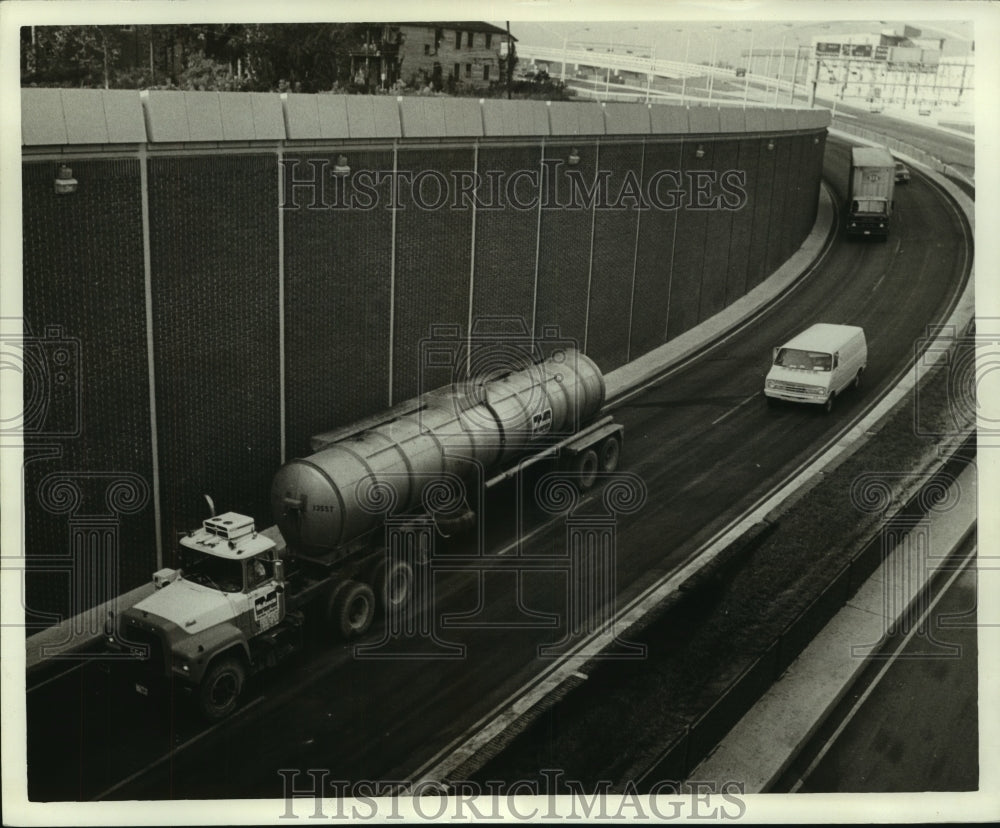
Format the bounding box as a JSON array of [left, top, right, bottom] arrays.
[[688, 453, 976, 792]]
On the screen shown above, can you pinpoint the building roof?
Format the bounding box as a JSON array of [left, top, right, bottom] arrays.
[[401, 21, 517, 40]]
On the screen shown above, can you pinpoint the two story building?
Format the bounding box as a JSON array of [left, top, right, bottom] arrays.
[[350, 22, 516, 91]]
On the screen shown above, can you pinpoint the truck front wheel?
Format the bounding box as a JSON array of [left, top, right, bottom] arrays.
[[198, 657, 245, 721], [335, 580, 375, 638]]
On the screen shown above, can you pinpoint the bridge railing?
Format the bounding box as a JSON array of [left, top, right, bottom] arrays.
[[831, 117, 975, 183]]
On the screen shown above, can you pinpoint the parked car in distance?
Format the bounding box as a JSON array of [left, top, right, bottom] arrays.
[[894, 161, 911, 183]]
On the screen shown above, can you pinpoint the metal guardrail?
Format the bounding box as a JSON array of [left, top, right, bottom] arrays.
[[517, 44, 706, 79], [832, 117, 975, 183]]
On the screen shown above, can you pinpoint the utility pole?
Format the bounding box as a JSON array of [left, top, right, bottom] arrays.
[[506, 21, 512, 99], [680, 32, 689, 103], [809, 50, 820, 108], [743, 28, 755, 106]]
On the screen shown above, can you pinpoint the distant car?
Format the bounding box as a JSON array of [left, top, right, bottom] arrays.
[[894, 161, 911, 184], [868, 101, 883, 114]]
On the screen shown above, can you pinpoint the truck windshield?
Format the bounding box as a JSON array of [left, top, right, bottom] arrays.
[[179, 548, 244, 592], [775, 348, 832, 371], [852, 198, 886, 214]]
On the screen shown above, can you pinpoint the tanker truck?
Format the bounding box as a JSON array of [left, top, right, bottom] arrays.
[[106, 348, 623, 720]]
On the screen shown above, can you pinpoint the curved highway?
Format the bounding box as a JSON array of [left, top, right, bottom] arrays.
[[25, 137, 972, 801]]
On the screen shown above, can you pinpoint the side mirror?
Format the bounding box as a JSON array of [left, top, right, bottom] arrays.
[[273, 558, 285, 586], [275, 584, 285, 595]]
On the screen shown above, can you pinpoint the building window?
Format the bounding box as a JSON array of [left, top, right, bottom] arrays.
[[455, 30, 462, 49], [467, 31, 474, 48], [424, 43, 430, 55], [454, 63, 460, 78], [485, 33, 493, 49], [483, 65, 490, 81], [435, 28, 443, 49], [466, 63, 472, 78]]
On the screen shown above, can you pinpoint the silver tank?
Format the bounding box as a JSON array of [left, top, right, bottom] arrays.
[[271, 348, 605, 556]]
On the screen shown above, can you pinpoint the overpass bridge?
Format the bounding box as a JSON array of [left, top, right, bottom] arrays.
[[516, 43, 802, 106]]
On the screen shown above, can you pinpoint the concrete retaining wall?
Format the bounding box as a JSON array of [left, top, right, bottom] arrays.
[[19, 90, 829, 622]]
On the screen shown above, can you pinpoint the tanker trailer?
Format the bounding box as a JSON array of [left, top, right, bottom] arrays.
[[271, 346, 616, 559], [106, 348, 624, 720]]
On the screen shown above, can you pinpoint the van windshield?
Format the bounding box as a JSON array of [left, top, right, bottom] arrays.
[[775, 348, 832, 371]]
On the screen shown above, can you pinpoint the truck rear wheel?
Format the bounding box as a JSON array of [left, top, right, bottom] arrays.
[[335, 580, 375, 638], [598, 435, 621, 473], [198, 657, 245, 721], [374, 557, 413, 611], [573, 449, 599, 491]]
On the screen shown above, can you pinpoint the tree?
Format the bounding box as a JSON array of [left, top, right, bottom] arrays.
[[22, 26, 119, 87]]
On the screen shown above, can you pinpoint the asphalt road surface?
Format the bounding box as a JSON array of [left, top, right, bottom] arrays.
[[25, 137, 972, 801]]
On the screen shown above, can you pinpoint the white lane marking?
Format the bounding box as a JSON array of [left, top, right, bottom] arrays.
[[91, 695, 265, 800], [787, 546, 975, 793], [711, 392, 760, 426]]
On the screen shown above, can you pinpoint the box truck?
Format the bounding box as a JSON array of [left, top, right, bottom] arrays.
[[847, 146, 896, 239]]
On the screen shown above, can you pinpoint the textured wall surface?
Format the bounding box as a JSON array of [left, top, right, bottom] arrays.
[[21, 159, 154, 620], [20, 92, 827, 621], [147, 154, 281, 556]]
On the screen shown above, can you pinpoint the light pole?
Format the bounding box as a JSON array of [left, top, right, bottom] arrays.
[[604, 25, 638, 100], [676, 29, 691, 104], [774, 32, 792, 105], [708, 35, 719, 103], [742, 27, 755, 107], [645, 42, 658, 103], [536, 24, 590, 83]]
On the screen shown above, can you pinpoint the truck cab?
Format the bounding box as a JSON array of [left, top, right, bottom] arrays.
[[108, 512, 290, 719]]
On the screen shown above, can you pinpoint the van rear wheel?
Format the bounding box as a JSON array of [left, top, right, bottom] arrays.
[[853, 369, 863, 390]]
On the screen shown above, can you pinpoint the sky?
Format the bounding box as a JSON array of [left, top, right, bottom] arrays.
[[504, 20, 975, 67]]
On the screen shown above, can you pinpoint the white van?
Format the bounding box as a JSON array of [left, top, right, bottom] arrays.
[[764, 323, 867, 413]]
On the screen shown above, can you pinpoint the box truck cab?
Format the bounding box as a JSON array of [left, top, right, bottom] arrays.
[[764, 324, 867, 413]]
